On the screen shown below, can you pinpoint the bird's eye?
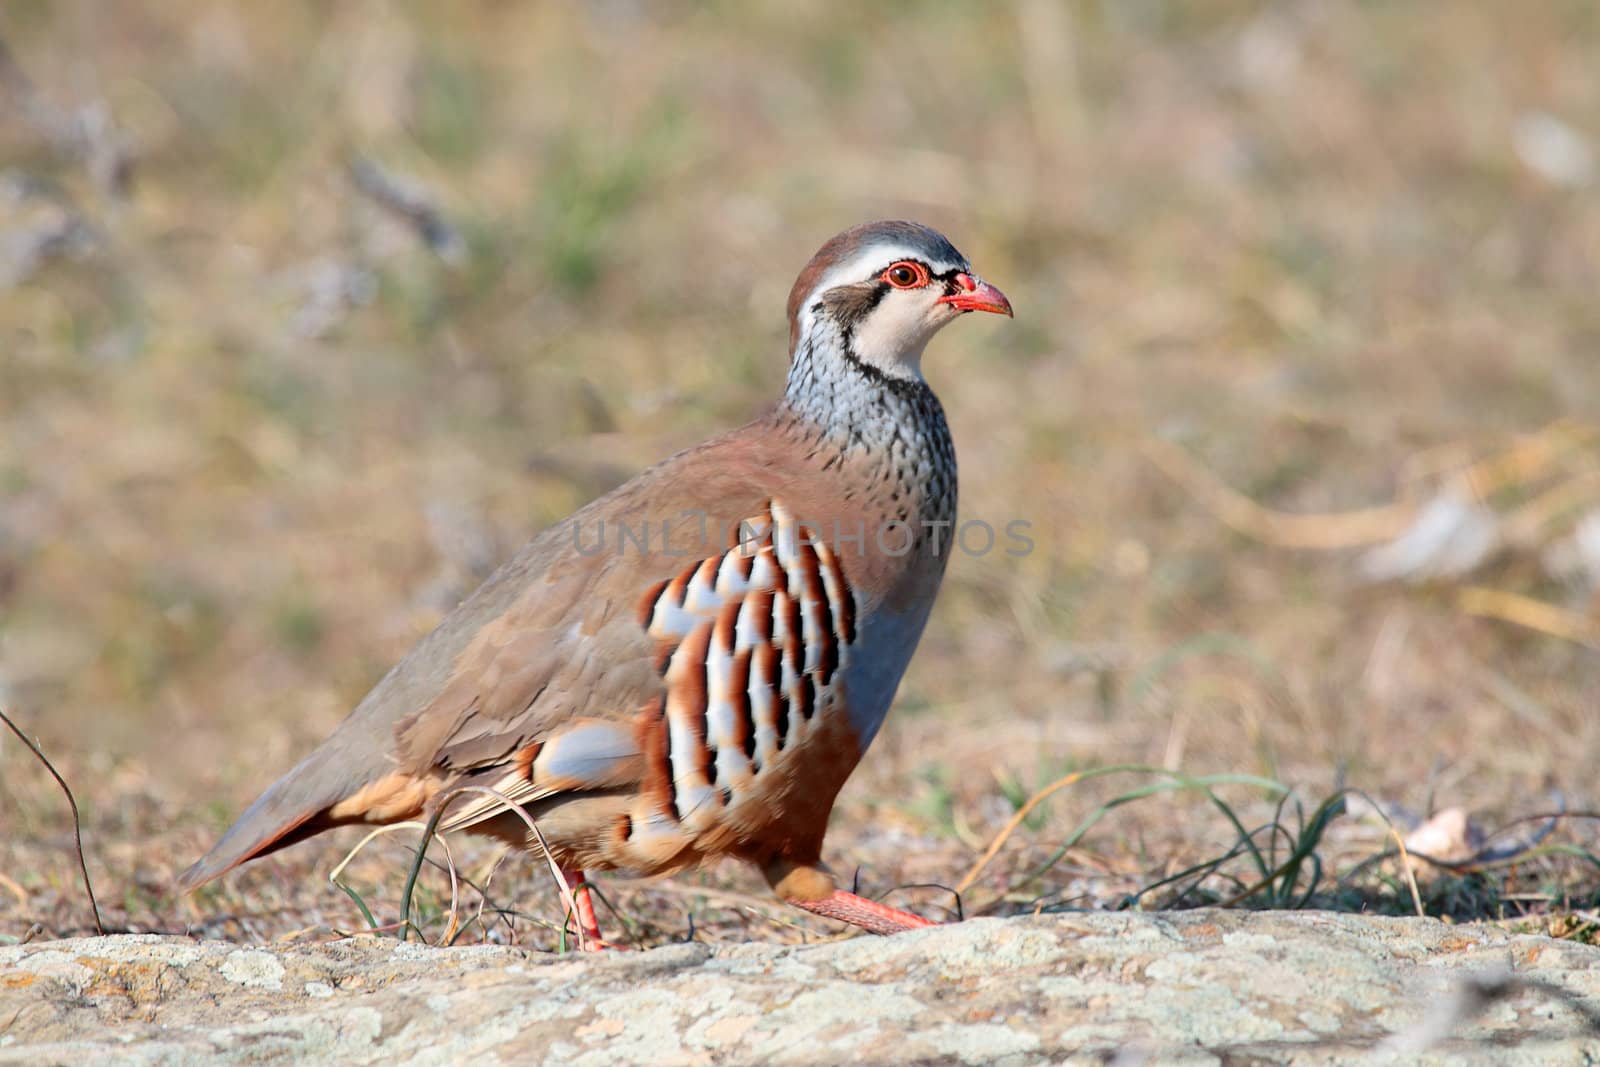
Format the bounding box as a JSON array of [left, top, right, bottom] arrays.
[[882, 261, 929, 289]]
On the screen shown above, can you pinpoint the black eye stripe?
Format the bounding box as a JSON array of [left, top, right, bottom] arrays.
[[866, 261, 968, 286]]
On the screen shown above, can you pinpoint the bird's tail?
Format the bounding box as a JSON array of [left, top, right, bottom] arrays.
[[176, 736, 384, 893]]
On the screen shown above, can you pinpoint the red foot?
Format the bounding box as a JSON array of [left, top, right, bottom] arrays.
[[789, 890, 940, 936], [559, 867, 630, 951]]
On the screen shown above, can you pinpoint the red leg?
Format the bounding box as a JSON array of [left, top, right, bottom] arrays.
[[789, 890, 939, 936], [558, 866, 623, 951]]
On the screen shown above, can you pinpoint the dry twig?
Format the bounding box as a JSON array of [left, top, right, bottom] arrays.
[[955, 768, 1094, 895], [1389, 825, 1427, 917], [1141, 437, 1415, 549], [405, 784, 603, 951], [1456, 586, 1600, 650], [0, 708, 104, 935]]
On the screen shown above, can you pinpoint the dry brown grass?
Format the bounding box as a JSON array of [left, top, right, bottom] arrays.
[[4, 1, 1600, 950]]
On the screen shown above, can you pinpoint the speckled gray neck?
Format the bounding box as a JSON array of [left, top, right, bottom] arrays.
[[777, 322, 957, 532]]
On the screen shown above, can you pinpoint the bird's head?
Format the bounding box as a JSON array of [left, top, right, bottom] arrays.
[[786, 220, 1012, 381]]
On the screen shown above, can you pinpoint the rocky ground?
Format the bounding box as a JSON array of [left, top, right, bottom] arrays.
[[3, 912, 1599, 1066]]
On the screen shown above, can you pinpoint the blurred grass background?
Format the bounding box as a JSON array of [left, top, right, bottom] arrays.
[[4, 0, 1600, 945]]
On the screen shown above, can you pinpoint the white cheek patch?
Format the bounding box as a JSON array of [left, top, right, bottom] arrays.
[[848, 294, 944, 379]]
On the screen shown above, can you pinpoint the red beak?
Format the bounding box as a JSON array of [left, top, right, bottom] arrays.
[[938, 273, 1013, 317]]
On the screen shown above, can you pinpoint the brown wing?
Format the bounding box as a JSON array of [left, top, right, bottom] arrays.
[[177, 419, 841, 889], [434, 498, 859, 837]]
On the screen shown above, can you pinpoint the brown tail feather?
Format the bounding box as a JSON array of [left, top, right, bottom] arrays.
[[176, 736, 388, 893], [176, 809, 328, 892]]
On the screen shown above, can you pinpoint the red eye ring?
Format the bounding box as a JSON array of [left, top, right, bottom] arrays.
[[881, 261, 930, 289]]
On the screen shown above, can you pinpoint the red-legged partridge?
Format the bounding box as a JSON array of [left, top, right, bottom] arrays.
[[180, 220, 1013, 942]]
